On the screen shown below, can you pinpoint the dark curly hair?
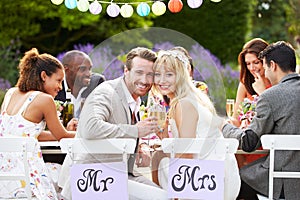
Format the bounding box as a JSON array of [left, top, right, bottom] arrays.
[[16, 48, 63, 92]]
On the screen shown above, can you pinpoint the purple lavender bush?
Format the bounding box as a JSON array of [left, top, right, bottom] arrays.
[[0, 78, 11, 105], [57, 42, 239, 115]]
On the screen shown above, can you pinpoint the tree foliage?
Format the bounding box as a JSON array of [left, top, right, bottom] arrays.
[[251, 0, 289, 43], [153, 0, 252, 64], [0, 0, 154, 55]]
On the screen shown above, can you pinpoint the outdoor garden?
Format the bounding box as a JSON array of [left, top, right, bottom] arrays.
[[0, 0, 299, 114]]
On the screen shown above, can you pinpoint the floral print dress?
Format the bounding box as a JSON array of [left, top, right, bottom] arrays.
[[0, 88, 58, 199]]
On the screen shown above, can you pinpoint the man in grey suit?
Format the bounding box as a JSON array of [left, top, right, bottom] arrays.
[[222, 41, 300, 199], [58, 47, 168, 199]]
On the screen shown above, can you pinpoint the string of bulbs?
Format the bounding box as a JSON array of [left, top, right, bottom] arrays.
[[50, 0, 222, 18]]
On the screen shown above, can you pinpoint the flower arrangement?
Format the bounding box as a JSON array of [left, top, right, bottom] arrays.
[[54, 100, 65, 117], [238, 95, 259, 123]]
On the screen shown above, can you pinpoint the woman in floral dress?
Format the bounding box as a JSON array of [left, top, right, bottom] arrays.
[[0, 48, 76, 199]]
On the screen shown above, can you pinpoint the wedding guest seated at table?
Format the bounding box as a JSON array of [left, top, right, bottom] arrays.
[[232, 38, 271, 127], [0, 48, 76, 199], [151, 49, 240, 200], [58, 47, 168, 200], [55, 50, 105, 118], [230, 38, 272, 168], [222, 41, 300, 200]]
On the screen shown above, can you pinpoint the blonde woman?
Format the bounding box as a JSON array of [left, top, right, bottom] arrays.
[[151, 50, 240, 199]]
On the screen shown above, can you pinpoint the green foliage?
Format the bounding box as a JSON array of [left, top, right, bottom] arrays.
[[0, 90, 5, 106], [0, 39, 21, 86], [0, 0, 154, 55], [153, 0, 251, 64], [251, 0, 289, 42]]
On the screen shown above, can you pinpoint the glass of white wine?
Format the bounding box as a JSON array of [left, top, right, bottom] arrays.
[[148, 103, 167, 133], [226, 99, 235, 117]]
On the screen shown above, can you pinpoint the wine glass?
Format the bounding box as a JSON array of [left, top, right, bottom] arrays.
[[148, 103, 167, 132], [226, 99, 235, 117]]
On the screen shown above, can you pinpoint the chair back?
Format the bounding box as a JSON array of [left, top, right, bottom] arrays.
[[261, 134, 300, 200], [162, 137, 239, 158], [161, 137, 239, 200], [0, 137, 36, 200], [60, 138, 136, 162], [60, 138, 137, 199]]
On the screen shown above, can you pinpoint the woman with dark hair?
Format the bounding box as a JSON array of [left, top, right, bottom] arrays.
[[0, 48, 76, 199], [231, 38, 272, 168], [232, 38, 271, 125]]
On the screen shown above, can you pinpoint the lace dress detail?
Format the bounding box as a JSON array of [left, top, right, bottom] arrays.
[[0, 89, 58, 199]]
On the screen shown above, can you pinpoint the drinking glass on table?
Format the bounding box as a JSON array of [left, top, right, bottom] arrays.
[[148, 103, 167, 132], [146, 103, 167, 148], [226, 99, 235, 117]]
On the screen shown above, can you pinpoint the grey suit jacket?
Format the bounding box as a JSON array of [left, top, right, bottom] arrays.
[[78, 76, 138, 139], [223, 73, 300, 199], [58, 77, 140, 197]]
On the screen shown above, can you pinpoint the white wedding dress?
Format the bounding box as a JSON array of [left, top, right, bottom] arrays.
[[158, 96, 241, 200]]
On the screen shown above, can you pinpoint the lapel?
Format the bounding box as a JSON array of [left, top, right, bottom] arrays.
[[114, 77, 132, 124]]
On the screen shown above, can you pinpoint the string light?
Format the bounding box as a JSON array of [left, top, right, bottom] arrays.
[[51, 0, 221, 17]]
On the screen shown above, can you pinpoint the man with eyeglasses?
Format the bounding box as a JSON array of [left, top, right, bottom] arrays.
[[55, 50, 105, 118]]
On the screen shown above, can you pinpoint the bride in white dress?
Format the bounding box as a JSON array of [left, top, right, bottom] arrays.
[[151, 49, 241, 200]]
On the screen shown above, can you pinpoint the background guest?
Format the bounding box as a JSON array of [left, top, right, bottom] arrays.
[[55, 50, 105, 118], [230, 38, 272, 168], [232, 38, 271, 126], [0, 48, 75, 199], [222, 41, 300, 200]]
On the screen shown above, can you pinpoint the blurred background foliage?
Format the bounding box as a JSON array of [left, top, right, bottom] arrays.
[[0, 0, 299, 107]]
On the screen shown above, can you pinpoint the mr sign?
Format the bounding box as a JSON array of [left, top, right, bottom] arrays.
[[71, 162, 128, 200], [168, 158, 224, 200]]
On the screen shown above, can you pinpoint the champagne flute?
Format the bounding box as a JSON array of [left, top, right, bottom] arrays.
[[226, 99, 235, 117], [148, 103, 167, 145]]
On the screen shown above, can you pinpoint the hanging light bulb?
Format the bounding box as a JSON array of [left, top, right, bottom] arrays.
[[210, 0, 222, 2], [168, 0, 183, 13], [187, 0, 203, 9], [107, 3, 120, 17], [65, 0, 77, 9], [120, 4, 134, 18], [137, 2, 150, 17], [51, 0, 64, 5], [77, 0, 89, 12], [89, 1, 102, 15], [152, 1, 166, 16]]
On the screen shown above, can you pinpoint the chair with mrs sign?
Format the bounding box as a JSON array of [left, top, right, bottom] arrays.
[[161, 137, 239, 200]]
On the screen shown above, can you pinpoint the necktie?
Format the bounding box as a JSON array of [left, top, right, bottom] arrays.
[[128, 107, 139, 175]]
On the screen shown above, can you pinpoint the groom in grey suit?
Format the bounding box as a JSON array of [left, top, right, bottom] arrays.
[[222, 41, 300, 199], [58, 47, 168, 200]]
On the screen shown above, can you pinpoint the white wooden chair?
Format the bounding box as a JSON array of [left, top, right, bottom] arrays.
[[161, 138, 239, 158], [0, 137, 36, 199], [161, 137, 239, 199], [60, 138, 137, 199], [60, 138, 136, 162], [258, 134, 300, 200]]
